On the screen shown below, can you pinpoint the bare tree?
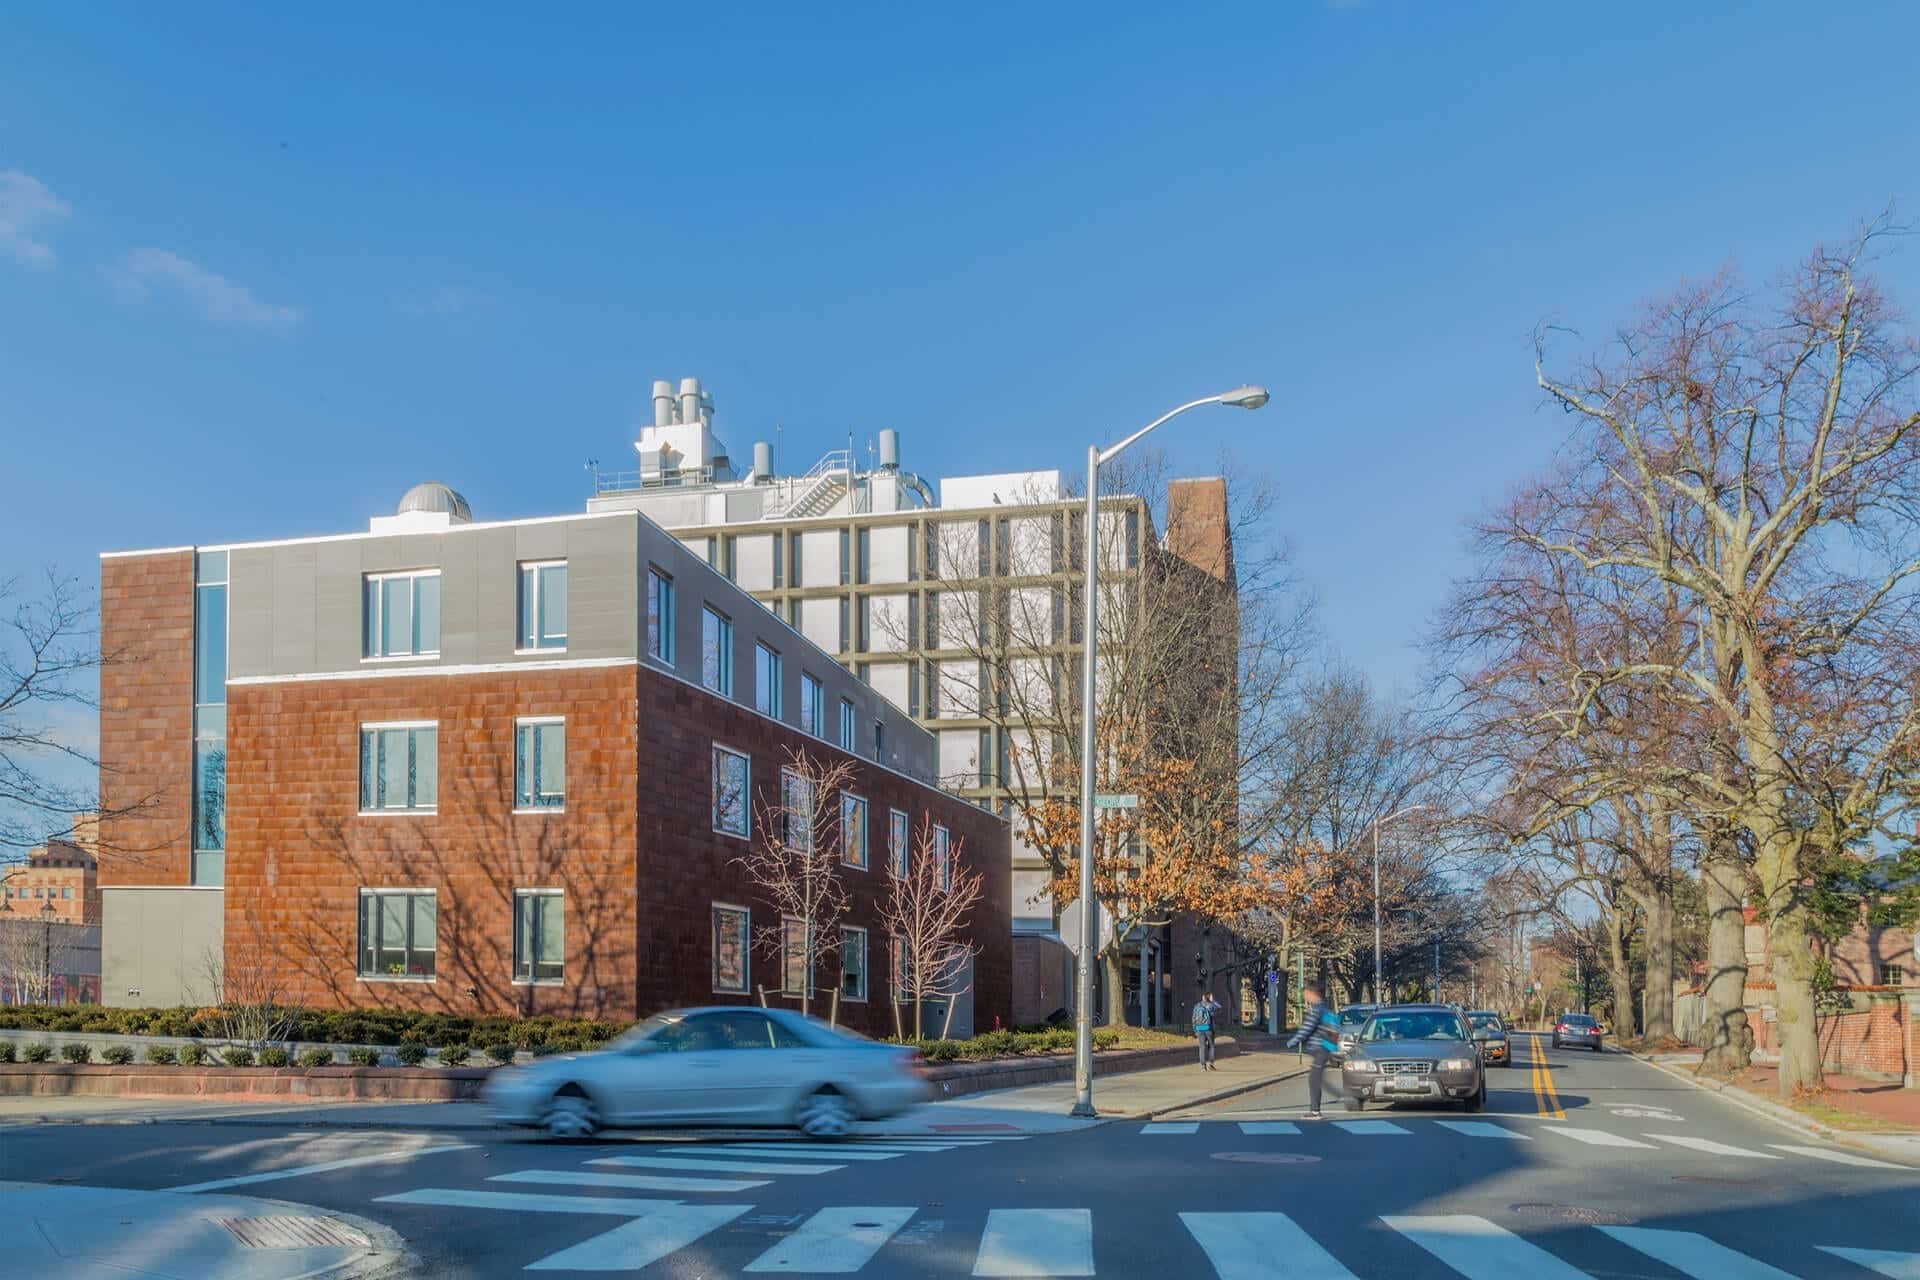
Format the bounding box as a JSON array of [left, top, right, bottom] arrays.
[[733, 749, 856, 1018], [0, 915, 56, 1005], [1, 572, 113, 854], [880, 819, 985, 1040], [201, 909, 299, 1048]]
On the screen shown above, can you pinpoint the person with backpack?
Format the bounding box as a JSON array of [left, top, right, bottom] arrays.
[[1191, 991, 1223, 1070], [1286, 983, 1343, 1119]]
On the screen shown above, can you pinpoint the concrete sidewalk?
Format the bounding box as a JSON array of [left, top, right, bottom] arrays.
[[5, 1180, 404, 1279]]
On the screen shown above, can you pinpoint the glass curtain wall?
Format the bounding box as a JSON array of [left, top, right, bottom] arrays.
[[192, 551, 228, 885]]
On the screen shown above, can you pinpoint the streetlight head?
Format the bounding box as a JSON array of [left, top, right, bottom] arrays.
[[1219, 385, 1270, 410]]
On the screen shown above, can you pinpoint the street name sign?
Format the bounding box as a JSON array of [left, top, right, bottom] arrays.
[[1093, 794, 1139, 810]]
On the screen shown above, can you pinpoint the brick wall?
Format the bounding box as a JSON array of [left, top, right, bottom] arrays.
[[97, 552, 195, 886], [1745, 984, 1911, 1082]]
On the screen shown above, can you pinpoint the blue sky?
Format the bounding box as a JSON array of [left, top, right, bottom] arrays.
[[4, 1, 1917, 710]]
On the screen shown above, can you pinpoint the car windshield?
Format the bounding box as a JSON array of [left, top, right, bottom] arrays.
[[1362, 1012, 1466, 1042], [1468, 1014, 1503, 1031]]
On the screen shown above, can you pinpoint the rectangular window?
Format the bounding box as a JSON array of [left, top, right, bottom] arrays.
[[891, 934, 909, 995], [712, 904, 750, 994], [781, 917, 815, 995], [840, 793, 868, 870], [755, 643, 782, 717], [357, 889, 436, 979], [721, 535, 737, 581], [362, 570, 441, 659], [781, 768, 815, 852], [839, 698, 857, 751], [359, 724, 438, 813], [933, 824, 951, 889], [841, 925, 868, 1001], [839, 528, 852, 586], [513, 890, 564, 984], [517, 561, 568, 651], [773, 533, 785, 589], [838, 598, 850, 652], [702, 607, 734, 695], [62, 887, 72, 899], [800, 673, 825, 737], [646, 567, 675, 663], [712, 745, 750, 838], [856, 527, 870, 585], [514, 718, 565, 810], [888, 808, 910, 877], [1882, 964, 1907, 986], [194, 553, 229, 887], [873, 720, 884, 764]]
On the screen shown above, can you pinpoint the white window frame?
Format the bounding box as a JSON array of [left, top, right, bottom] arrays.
[[888, 808, 910, 878], [800, 672, 825, 737], [840, 792, 868, 871], [516, 560, 568, 654], [702, 606, 734, 696], [933, 823, 952, 889], [712, 902, 751, 995], [513, 716, 566, 813], [840, 924, 868, 1002], [356, 887, 437, 982], [755, 643, 783, 718], [357, 721, 439, 815], [647, 566, 675, 665], [511, 888, 565, 986], [712, 743, 751, 840], [361, 569, 442, 662]]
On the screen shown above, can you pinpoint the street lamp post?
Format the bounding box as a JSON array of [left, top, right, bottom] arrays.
[[1070, 385, 1269, 1119], [1372, 804, 1433, 1004]]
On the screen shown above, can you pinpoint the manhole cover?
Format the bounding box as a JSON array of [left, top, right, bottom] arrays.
[[1211, 1152, 1322, 1165], [217, 1217, 370, 1250], [1509, 1203, 1635, 1226], [1672, 1176, 1781, 1191]]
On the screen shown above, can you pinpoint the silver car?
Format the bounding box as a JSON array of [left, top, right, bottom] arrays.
[[482, 1006, 933, 1139]]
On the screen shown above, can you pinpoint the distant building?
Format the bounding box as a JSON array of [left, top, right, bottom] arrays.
[[0, 825, 100, 926]]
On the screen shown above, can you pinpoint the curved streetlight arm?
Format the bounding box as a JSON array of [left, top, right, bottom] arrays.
[[1096, 394, 1234, 465]]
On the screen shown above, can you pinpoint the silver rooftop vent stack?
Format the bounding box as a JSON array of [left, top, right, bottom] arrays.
[[652, 380, 675, 428], [877, 428, 900, 470], [752, 440, 773, 482], [396, 482, 472, 523], [678, 377, 705, 427]]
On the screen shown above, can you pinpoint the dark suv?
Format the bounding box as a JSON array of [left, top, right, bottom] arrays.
[[1339, 1004, 1487, 1112]]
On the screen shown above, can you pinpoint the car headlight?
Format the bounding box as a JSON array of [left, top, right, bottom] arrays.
[[1347, 1059, 1379, 1072], [1441, 1058, 1475, 1071]]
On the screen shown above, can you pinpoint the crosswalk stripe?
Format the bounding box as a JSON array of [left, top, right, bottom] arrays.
[[590, 1154, 845, 1176], [1817, 1245, 1920, 1278], [1330, 1120, 1409, 1136], [1384, 1214, 1588, 1280], [744, 1206, 917, 1273], [1434, 1121, 1529, 1141], [1773, 1145, 1913, 1169], [656, 1144, 913, 1160], [1236, 1122, 1300, 1135], [1141, 1122, 1199, 1135], [1643, 1134, 1780, 1160], [1181, 1211, 1357, 1279], [725, 1141, 956, 1152], [169, 1142, 479, 1193], [526, 1204, 751, 1271], [491, 1169, 770, 1194], [375, 1189, 671, 1216], [1543, 1127, 1655, 1149], [1599, 1226, 1797, 1279], [974, 1208, 1094, 1277]]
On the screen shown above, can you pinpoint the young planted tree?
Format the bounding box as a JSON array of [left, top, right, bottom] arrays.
[[733, 749, 856, 1018], [880, 818, 985, 1040]]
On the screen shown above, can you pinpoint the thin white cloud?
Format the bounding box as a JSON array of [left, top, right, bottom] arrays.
[[117, 248, 302, 332], [0, 170, 70, 267], [397, 285, 494, 318]]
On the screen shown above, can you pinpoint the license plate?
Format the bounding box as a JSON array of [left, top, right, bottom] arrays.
[[1393, 1074, 1420, 1091]]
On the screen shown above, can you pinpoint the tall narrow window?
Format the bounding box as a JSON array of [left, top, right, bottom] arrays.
[[362, 569, 441, 659], [701, 607, 733, 695], [800, 673, 825, 737], [840, 793, 868, 870], [193, 550, 228, 886], [888, 808, 909, 878], [755, 644, 782, 717], [781, 769, 815, 852], [646, 567, 675, 663], [839, 698, 857, 752], [514, 718, 565, 810], [359, 723, 438, 813], [933, 823, 951, 889], [513, 890, 564, 984], [841, 925, 868, 1001], [712, 904, 750, 993], [517, 561, 568, 650], [358, 889, 436, 979], [839, 528, 852, 585], [873, 720, 885, 764], [781, 917, 814, 996], [712, 745, 750, 837]]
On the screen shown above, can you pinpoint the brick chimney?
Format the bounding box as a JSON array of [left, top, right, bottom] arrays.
[[1165, 477, 1233, 586]]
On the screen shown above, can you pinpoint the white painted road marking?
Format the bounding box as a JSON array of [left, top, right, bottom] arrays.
[[1600, 1226, 1798, 1279], [658, 1143, 916, 1159], [1543, 1127, 1656, 1149], [526, 1203, 752, 1271], [1384, 1214, 1588, 1280], [974, 1208, 1094, 1277], [1770, 1144, 1910, 1169], [1141, 1122, 1199, 1135], [1330, 1120, 1409, 1136], [1181, 1211, 1357, 1280], [171, 1142, 478, 1193], [375, 1188, 672, 1216], [491, 1168, 771, 1194], [1817, 1246, 1920, 1278], [1236, 1122, 1300, 1135], [1434, 1121, 1529, 1140], [744, 1206, 917, 1272], [1643, 1134, 1780, 1159], [589, 1154, 846, 1175]]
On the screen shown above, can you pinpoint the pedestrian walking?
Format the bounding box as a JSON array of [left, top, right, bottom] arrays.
[[1192, 991, 1222, 1070], [1286, 983, 1343, 1119]]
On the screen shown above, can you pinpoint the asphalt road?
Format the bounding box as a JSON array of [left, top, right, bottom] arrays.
[[4, 1034, 1915, 1277]]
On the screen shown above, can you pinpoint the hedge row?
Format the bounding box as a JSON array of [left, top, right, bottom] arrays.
[[907, 1027, 1121, 1062], [0, 1005, 629, 1050]]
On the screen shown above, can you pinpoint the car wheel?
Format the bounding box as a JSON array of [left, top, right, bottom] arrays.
[[542, 1086, 599, 1139], [797, 1087, 856, 1138], [1344, 1096, 1364, 1113], [1466, 1082, 1486, 1112]]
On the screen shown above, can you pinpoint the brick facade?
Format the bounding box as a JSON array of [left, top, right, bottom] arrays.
[[97, 552, 195, 887], [1745, 983, 1913, 1083]]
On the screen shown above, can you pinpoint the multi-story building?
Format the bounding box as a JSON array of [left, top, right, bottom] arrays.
[[1, 822, 101, 925], [96, 482, 1010, 1035], [588, 378, 1240, 1025]]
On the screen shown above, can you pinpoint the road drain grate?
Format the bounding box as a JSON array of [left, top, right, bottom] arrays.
[[1509, 1203, 1635, 1226], [217, 1217, 370, 1250]]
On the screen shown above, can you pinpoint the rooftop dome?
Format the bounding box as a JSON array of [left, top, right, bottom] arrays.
[[396, 482, 472, 522]]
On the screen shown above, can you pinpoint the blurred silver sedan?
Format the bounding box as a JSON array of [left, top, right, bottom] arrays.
[[483, 1007, 933, 1138]]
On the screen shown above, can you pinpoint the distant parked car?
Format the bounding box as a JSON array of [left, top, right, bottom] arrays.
[[1340, 1004, 1487, 1112], [1552, 1013, 1604, 1052], [482, 1007, 932, 1138], [1466, 1010, 1511, 1066]]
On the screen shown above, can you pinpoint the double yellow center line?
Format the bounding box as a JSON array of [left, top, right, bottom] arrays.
[[1527, 1033, 1566, 1119]]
